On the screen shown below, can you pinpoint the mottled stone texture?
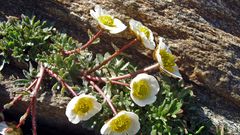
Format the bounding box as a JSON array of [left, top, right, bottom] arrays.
[[38, 0, 240, 106]]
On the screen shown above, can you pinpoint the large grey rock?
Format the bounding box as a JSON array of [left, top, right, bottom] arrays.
[[36, 0, 240, 106]]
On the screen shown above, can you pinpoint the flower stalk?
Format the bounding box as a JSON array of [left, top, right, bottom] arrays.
[[89, 80, 117, 115], [64, 29, 104, 55], [87, 63, 159, 83], [4, 79, 38, 110], [110, 63, 159, 80], [16, 106, 30, 128], [85, 75, 130, 87], [30, 64, 45, 135], [86, 38, 138, 74], [45, 68, 78, 97]]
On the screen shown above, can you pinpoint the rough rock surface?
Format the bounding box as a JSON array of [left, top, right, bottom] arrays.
[[0, 68, 95, 135], [40, 0, 240, 107], [0, 0, 240, 134]]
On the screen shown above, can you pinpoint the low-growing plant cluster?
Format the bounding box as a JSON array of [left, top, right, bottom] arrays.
[[0, 5, 205, 135]]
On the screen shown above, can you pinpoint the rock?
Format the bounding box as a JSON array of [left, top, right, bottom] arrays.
[[0, 68, 95, 135], [0, 0, 240, 134], [36, 0, 240, 107], [36, 0, 240, 134]]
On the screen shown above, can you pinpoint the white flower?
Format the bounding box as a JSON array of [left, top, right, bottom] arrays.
[[90, 5, 127, 34], [129, 19, 155, 50], [130, 73, 159, 107], [65, 94, 102, 124], [100, 111, 140, 135], [154, 37, 182, 78]]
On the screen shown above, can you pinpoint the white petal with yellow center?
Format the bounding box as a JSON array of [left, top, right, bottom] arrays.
[[130, 73, 160, 107], [129, 19, 155, 50], [100, 111, 140, 135], [90, 5, 127, 34], [65, 94, 102, 124], [154, 37, 182, 78]]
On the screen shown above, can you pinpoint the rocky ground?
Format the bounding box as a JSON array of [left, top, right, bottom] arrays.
[[0, 0, 240, 134]]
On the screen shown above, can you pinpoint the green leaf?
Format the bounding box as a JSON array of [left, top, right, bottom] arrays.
[[195, 126, 205, 134], [14, 79, 30, 86]]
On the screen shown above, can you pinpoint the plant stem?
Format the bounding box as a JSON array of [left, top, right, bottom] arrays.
[[86, 38, 138, 74], [110, 63, 159, 80], [89, 80, 117, 115], [27, 79, 38, 92], [64, 29, 104, 55], [16, 106, 31, 128], [109, 80, 130, 87], [45, 68, 78, 97], [86, 63, 159, 83], [15, 79, 38, 129], [29, 64, 45, 135], [31, 99, 37, 135], [4, 79, 38, 110], [86, 75, 130, 87], [11, 79, 38, 106]]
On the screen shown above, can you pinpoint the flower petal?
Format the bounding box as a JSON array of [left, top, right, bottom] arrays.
[[90, 10, 98, 19], [100, 122, 111, 135], [69, 115, 81, 124], [131, 94, 157, 107], [95, 5, 103, 16], [109, 18, 127, 34], [129, 19, 155, 50], [130, 73, 159, 107], [91, 6, 126, 34], [129, 19, 140, 34], [65, 94, 102, 124], [100, 111, 140, 135], [127, 112, 140, 135], [172, 65, 182, 78]]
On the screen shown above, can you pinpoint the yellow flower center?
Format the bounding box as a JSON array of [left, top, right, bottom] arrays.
[[109, 114, 131, 132], [132, 80, 151, 100], [159, 49, 176, 72], [98, 15, 115, 27], [73, 97, 94, 116], [139, 26, 150, 38]]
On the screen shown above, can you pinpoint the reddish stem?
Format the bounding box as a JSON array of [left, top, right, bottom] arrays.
[[12, 79, 38, 105], [27, 79, 38, 91], [30, 64, 45, 135], [30, 65, 45, 98], [109, 80, 130, 87], [64, 29, 104, 55], [86, 75, 129, 87], [89, 80, 117, 115], [110, 63, 159, 81], [15, 79, 38, 128], [45, 68, 78, 97], [86, 63, 159, 83], [86, 38, 138, 74], [16, 106, 31, 128], [31, 98, 37, 135]]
